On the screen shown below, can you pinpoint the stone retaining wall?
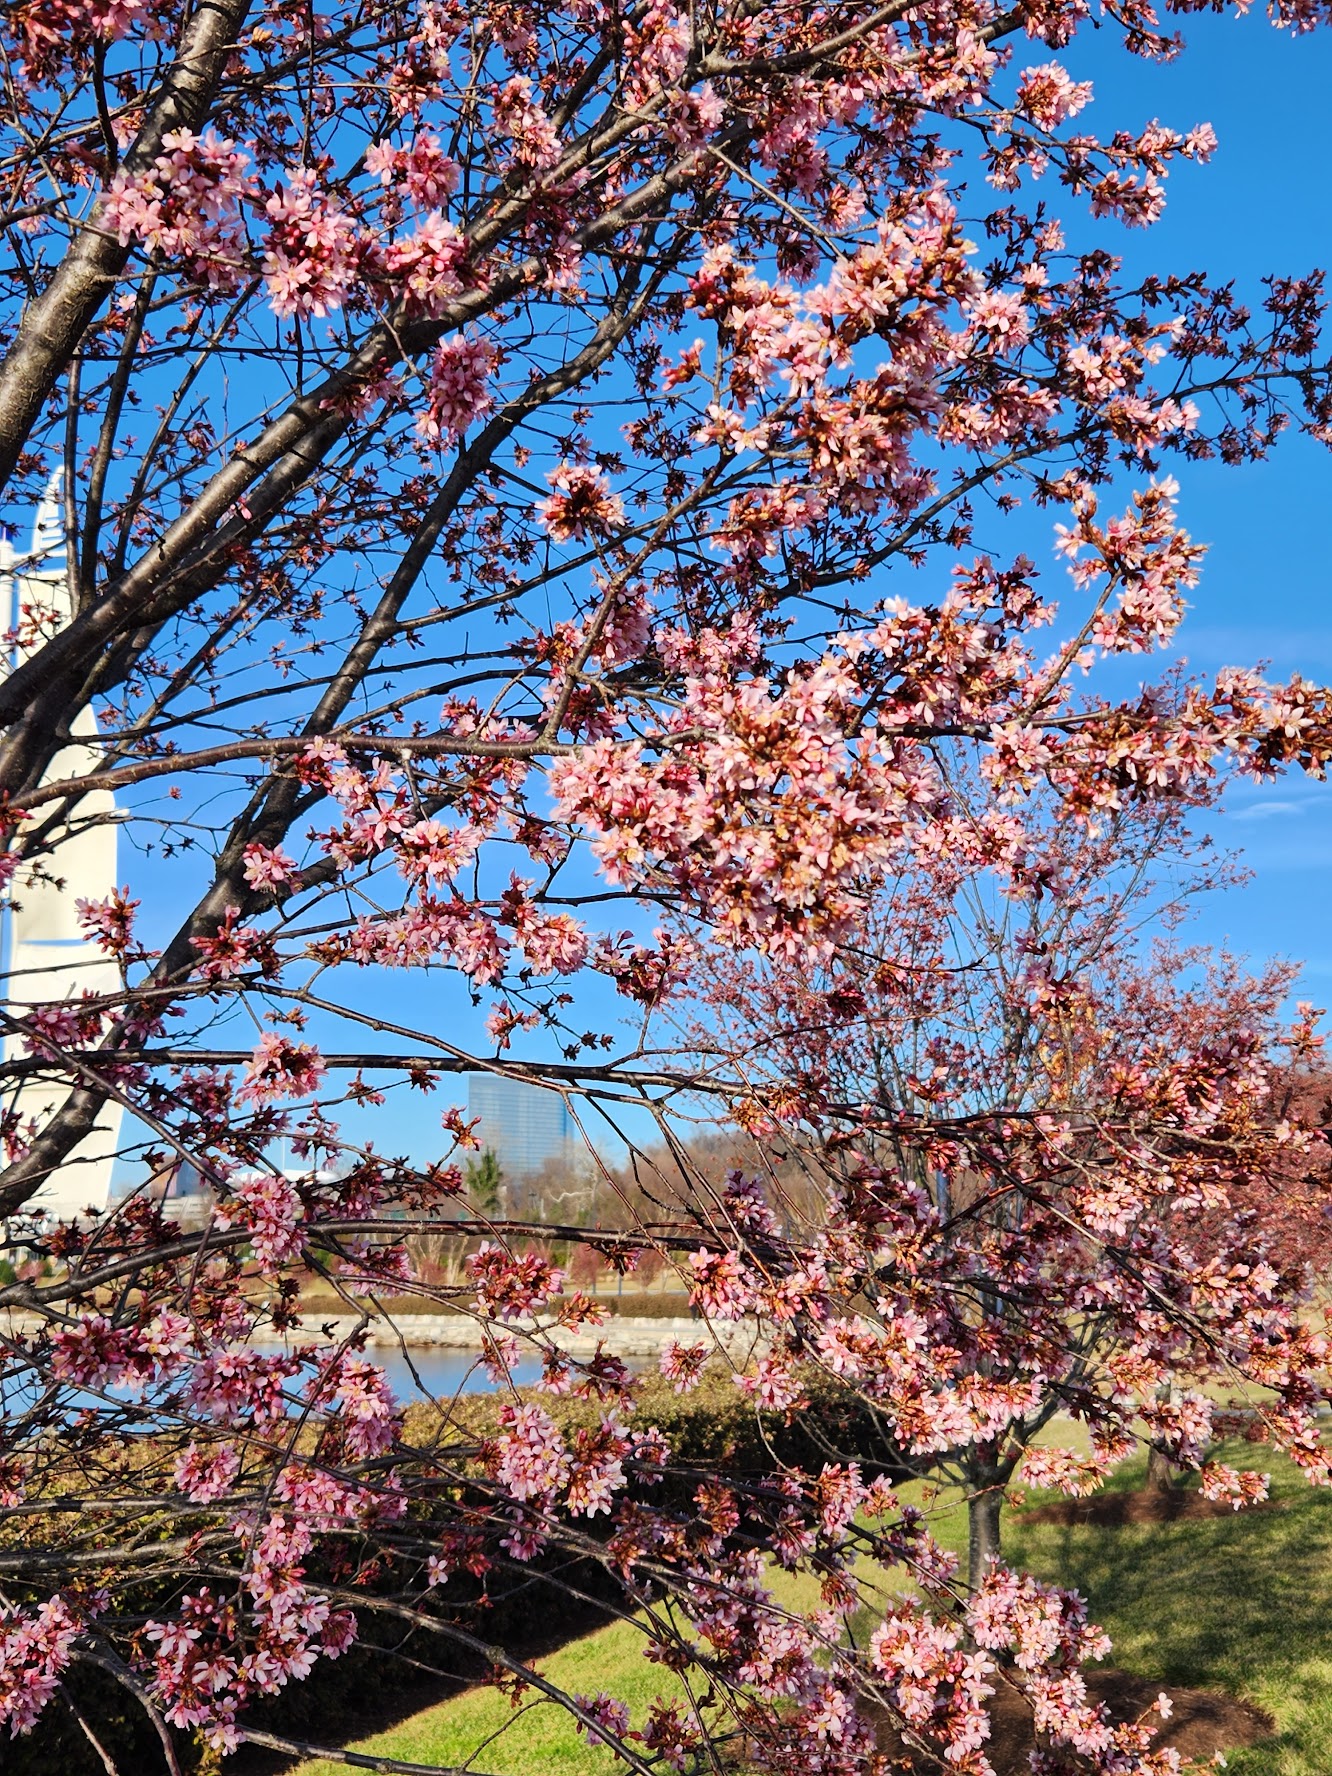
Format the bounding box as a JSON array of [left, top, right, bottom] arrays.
[[298, 1312, 760, 1359], [1, 1309, 761, 1360]]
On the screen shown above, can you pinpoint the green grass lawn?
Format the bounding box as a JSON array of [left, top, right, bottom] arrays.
[[290, 1614, 685, 1776], [291, 1445, 1331, 1776], [1004, 1450, 1332, 1776]]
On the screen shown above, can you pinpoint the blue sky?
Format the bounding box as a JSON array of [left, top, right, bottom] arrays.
[[1014, 14, 1332, 995], [100, 13, 1332, 1182], [267, 17, 1332, 1160]]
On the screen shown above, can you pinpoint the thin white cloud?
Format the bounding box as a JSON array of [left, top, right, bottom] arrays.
[[1230, 800, 1306, 822]]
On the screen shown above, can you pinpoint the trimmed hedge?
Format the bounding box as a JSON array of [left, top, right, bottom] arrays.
[[8, 1368, 902, 1774], [408, 1362, 907, 1494]]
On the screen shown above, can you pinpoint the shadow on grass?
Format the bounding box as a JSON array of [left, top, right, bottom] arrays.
[[260, 1449, 1332, 1776], [1006, 1450, 1332, 1775], [229, 1576, 625, 1776]]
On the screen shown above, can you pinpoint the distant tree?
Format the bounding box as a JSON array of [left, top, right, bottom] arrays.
[[566, 1238, 603, 1293], [519, 1149, 604, 1224], [689, 791, 1328, 1585], [462, 1148, 504, 1216]]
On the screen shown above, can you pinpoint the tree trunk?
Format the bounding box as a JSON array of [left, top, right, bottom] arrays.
[[1146, 1445, 1180, 1492], [1147, 1382, 1183, 1491], [968, 1485, 1004, 1592]]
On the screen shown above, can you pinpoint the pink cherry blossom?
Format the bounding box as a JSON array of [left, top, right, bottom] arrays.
[[262, 169, 362, 319], [236, 1034, 326, 1105], [417, 333, 498, 443]]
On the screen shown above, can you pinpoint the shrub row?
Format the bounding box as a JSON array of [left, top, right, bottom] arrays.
[[10, 1368, 902, 1774]]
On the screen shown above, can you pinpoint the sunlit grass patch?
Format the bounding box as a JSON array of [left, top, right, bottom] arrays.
[[291, 1615, 684, 1776], [292, 1444, 1330, 1776], [1004, 1446, 1332, 1776]]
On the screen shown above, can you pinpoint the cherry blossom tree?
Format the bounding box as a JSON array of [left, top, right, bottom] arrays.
[[2, 0, 1332, 1768], [680, 787, 1331, 1586]]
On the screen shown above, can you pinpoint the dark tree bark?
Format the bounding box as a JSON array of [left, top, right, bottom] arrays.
[[968, 1481, 1005, 1593], [1146, 1446, 1182, 1492]]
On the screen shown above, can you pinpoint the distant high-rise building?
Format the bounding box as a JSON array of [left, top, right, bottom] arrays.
[[467, 1075, 574, 1177], [1, 473, 122, 1221]]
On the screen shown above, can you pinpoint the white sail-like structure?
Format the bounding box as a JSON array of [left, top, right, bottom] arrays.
[[1, 473, 123, 1219]]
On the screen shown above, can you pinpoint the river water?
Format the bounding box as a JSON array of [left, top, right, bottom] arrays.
[[308, 1344, 544, 1401], [251, 1336, 653, 1403], [2, 1338, 650, 1422]]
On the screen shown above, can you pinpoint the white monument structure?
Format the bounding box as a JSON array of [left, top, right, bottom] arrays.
[[0, 473, 122, 1219]]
